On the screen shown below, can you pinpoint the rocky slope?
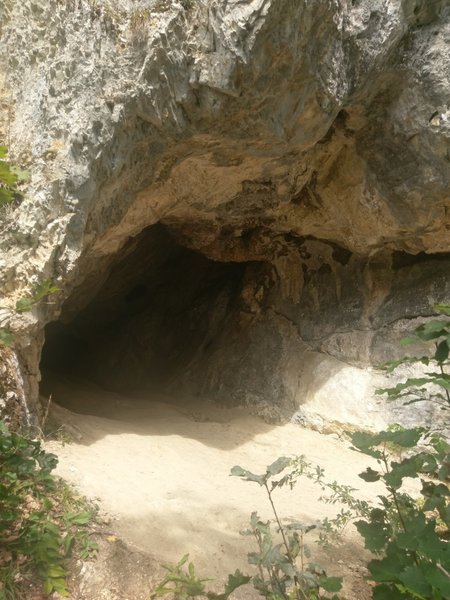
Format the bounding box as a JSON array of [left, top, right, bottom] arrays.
[[0, 0, 449, 429]]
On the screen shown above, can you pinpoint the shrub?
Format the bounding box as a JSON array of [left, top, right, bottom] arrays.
[[0, 422, 97, 598], [349, 427, 450, 599], [230, 458, 343, 600], [377, 304, 450, 412]]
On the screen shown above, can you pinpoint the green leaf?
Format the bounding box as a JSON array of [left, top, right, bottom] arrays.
[[351, 430, 378, 449], [66, 511, 93, 526], [266, 457, 292, 476], [395, 515, 427, 552], [415, 523, 450, 561], [350, 431, 383, 458], [247, 552, 262, 566], [15, 297, 34, 313], [435, 339, 449, 363], [230, 465, 267, 485], [0, 327, 14, 346], [318, 576, 342, 592], [10, 166, 29, 182], [379, 427, 424, 448], [0, 187, 13, 206], [207, 570, 251, 599], [14, 280, 60, 313], [355, 520, 390, 551], [264, 544, 285, 567], [354, 427, 424, 451], [398, 565, 432, 597], [359, 467, 381, 482], [49, 577, 69, 596], [380, 355, 430, 372], [424, 564, 450, 596], [0, 161, 18, 185], [368, 547, 411, 582], [384, 455, 425, 490], [415, 320, 450, 341], [433, 304, 450, 316], [377, 378, 434, 399], [373, 584, 408, 599], [47, 565, 67, 578], [222, 570, 251, 595], [45, 521, 62, 536], [63, 534, 75, 556]]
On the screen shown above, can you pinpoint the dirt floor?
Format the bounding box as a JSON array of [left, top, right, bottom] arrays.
[[43, 374, 384, 600]]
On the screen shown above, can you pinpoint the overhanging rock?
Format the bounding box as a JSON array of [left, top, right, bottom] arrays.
[[0, 0, 449, 430]]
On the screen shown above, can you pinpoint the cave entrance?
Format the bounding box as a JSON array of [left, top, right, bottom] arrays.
[[39, 224, 253, 415]]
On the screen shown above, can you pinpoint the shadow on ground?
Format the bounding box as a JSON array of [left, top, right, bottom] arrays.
[[42, 370, 279, 450]]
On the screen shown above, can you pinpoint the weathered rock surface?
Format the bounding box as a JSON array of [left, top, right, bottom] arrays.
[[0, 0, 449, 430]]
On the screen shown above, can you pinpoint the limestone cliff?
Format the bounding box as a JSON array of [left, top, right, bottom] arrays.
[[0, 0, 449, 430]]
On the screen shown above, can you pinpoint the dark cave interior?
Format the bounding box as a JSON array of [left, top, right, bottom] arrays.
[[40, 224, 254, 400]]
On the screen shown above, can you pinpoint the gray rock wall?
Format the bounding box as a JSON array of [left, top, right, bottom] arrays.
[[1, 0, 449, 430]]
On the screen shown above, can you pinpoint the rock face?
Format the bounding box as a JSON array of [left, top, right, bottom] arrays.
[[0, 0, 450, 430]]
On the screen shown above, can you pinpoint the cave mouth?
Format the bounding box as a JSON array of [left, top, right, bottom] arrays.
[[40, 224, 256, 408]]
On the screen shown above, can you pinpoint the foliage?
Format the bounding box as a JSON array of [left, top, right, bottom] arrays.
[[0, 422, 97, 598], [0, 279, 60, 348], [377, 305, 450, 411], [152, 457, 343, 600], [281, 456, 371, 547], [0, 147, 58, 347], [0, 329, 14, 347], [230, 457, 342, 600], [14, 279, 60, 314], [151, 554, 250, 600], [365, 308, 450, 597], [0, 146, 28, 207], [349, 426, 450, 599]]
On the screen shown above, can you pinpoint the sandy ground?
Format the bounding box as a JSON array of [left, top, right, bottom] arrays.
[[43, 374, 383, 599]]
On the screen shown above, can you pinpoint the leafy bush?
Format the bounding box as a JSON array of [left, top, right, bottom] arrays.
[[349, 427, 450, 599], [153, 457, 344, 600], [377, 305, 450, 412], [231, 458, 343, 600], [358, 305, 450, 598], [152, 555, 250, 600], [0, 422, 97, 598]]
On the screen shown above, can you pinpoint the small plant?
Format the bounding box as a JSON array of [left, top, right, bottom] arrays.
[[283, 456, 371, 548], [151, 554, 250, 599], [377, 305, 450, 412], [0, 422, 97, 597], [0, 145, 28, 207], [0, 279, 60, 347], [0, 144, 34, 346], [15, 279, 60, 314], [361, 308, 450, 598], [230, 458, 343, 600], [0, 328, 14, 347], [349, 426, 450, 599], [152, 458, 344, 600]]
